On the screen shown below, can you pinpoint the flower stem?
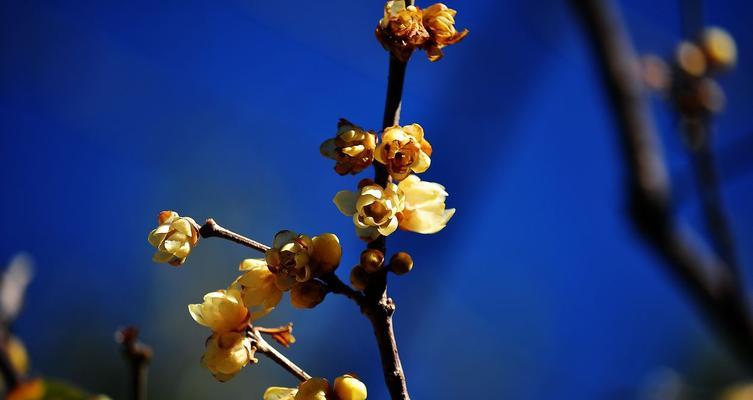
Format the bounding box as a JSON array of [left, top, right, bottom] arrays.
[[250, 328, 312, 382]]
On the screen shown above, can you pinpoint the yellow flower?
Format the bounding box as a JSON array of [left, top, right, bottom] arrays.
[[147, 211, 199, 266], [188, 288, 249, 333], [374, 124, 432, 181], [202, 331, 256, 382], [266, 231, 342, 285], [264, 376, 367, 400], [375, 0, 430, 62], [397, 175, 455, 234], [334, 182, 405, 241], [236, 258, 283, 319], [320, 119, 377, 175], [421, 3, 468, 62], [334, 374, 368, 400]]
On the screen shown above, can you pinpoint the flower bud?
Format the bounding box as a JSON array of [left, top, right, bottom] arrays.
[[701, 27, 737, 70], [675, 41, 706, 77], [334, 374, 368, 400], [360, 249, 384, 273], [148, 211, 199, 266], [390, 252, 413, 275], [311, 233, 342, 275], [290, 281, 327, 309], [350, 265, 369, 291]]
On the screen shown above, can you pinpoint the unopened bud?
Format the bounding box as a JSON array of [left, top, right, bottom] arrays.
[[701, 27, 737, 70], [390, 252, 413, 275], [334, 374, 368, 400], [360, 249, 384, 273], [676, 41, 707, 77], [311, 233, 342, 275], [350, 265, 369, 291], [290, 281, 327, 309]]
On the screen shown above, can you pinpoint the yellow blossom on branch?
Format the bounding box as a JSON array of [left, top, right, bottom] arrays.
[[320, 119, 377, 175], [236, 258, 283, 319], [334, 175, 454, 240], [188, 288, 249, 333], [334, 181, 405, 241], [397, 175, 455, 234], [147, 211, 199, 266], [376, 1, 430, 62], [421, 3, 469, 62], [376, 1, 467, 62], [374, 123, 432, 180], [202, 331, 256, 382]]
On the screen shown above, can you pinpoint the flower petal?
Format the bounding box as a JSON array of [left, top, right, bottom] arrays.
[[333, 191, 358, 216]]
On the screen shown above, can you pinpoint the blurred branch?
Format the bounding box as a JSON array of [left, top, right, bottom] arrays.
[[570, 0, 753, 372], [687, 121, 741, 281], [249, 327, 311, 382], [116, 327, 152, 400]]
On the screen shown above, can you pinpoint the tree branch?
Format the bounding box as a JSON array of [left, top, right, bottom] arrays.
[[249, 327, 312, 382], [570, 0, 753, 372], [359, 53, 412, 400], [195, 218, 270, 253]]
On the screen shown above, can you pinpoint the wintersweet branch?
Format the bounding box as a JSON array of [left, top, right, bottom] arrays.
[[249, 327, 312, 382], [195, 218, 270, 253], [571, 0, 753, 372]]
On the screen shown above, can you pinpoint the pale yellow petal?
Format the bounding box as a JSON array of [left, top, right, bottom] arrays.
[[239, 258, 268, 271], [377, 216, 399, 236], [264, 387, 298, 400], [333, 191, 358, 216], [172, 218, 192, 236]]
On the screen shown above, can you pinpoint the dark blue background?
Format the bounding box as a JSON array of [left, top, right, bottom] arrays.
[[1, 1, 752, 398]]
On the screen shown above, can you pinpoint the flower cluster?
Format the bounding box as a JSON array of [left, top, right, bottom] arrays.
[[265, 374, 367, 400], [322, 122, 455, 241], [376, 1, 468, 62], [175, 229, 340, 381], [239, 230, 342, 311], [147, 211, 199, 266]]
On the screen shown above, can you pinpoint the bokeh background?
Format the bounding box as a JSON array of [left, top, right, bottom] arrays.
[[2, 0, 753, 399]]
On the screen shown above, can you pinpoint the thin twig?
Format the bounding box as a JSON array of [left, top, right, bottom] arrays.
[[196, 218, 271, 253], [249, 328, 311, 382], [321, 273, 366, 306], [570, 0, 753, 372], [116, 327, 152, 400]]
